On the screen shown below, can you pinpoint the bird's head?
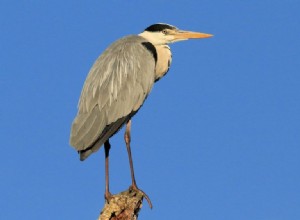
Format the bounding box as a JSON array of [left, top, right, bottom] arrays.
[[139, 23, 213, 45]]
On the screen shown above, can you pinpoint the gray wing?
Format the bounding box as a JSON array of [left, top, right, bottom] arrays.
[[70, 35, 156, 160]]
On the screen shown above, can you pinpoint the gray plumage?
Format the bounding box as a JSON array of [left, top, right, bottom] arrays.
[[69, 23, 212, 161], [70, 35, 156, 160], [69, 23, 212, 209]]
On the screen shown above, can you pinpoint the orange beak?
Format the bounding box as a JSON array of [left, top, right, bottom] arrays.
[[173, 30, 213, 40]]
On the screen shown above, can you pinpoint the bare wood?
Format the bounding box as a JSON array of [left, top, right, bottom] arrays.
[[98, 187, 144, 220]]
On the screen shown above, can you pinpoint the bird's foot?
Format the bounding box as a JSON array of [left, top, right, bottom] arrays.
[[104, 191, 113, 204], [129, 184, 153, 209]]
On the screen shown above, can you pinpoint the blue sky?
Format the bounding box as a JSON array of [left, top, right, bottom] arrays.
[[1, 1, 299, 219]]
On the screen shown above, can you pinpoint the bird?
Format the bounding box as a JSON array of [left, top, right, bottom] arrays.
[[69, 23, 212, 208]]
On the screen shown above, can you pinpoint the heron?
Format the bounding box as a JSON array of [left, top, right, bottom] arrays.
[[70, 23, 212, 208]]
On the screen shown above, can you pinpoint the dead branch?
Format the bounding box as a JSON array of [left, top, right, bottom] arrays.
[[98, 187, 144, 220]]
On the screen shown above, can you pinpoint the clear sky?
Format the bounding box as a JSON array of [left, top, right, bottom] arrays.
[[1, 1, 299, 219]]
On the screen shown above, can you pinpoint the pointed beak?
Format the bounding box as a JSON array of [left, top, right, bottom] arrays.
[[173, 30, 213, 40]]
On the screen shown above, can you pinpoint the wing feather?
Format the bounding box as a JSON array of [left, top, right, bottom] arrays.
[[70, 35, 156, 158]]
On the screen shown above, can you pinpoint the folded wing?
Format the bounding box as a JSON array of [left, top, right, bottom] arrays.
[[70, 35, 156, 160]]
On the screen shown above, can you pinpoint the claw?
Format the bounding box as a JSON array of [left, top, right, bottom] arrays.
[[104, 191, 113, 204], [130, 185, 153, 209]]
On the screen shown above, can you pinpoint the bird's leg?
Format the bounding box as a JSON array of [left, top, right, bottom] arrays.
[[104, 140, 112, 202], [124, 120, 153, 209]]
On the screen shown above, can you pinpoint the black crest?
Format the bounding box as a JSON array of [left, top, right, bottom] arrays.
[[144, 23, 177, 32]]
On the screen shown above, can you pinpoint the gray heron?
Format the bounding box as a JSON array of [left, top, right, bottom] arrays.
[[70, 23, 212, 208]]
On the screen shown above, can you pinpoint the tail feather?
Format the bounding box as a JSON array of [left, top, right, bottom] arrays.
[[70, 105, 105, 151], [78, 113, 136, 161]]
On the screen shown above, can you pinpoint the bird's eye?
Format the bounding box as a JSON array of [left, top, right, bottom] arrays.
[[162, 30, 168, 35]]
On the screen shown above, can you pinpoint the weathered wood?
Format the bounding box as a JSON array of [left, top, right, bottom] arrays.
[[98, 187, 144, 220]]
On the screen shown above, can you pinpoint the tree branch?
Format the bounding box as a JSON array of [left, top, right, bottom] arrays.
[[98, 187, 144, 220]]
